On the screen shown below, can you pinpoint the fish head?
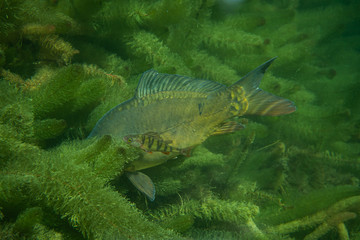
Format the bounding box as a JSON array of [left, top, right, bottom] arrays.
[[123, 135, 143, 148]]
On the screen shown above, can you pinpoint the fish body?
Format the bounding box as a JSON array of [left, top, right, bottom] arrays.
[[89, 58, 296, 200], [89, 80, 231, 149]]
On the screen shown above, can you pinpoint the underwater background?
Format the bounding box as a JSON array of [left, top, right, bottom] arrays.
[[0, 0, 359, 239]]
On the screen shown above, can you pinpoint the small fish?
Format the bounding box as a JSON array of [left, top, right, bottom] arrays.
[[123, 132, 192, 156]]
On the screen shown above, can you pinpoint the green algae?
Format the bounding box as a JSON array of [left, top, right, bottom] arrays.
[[0, 0, 360, 239]]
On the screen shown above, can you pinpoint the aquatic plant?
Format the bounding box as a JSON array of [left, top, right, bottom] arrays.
[[1, 0, 359, 239], [0, 136, 181, 239], [267, 194, 360, 240]]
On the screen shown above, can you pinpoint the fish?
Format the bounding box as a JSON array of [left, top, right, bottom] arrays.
[[88, 57, 296, 201], [123, 132, 192, 156]]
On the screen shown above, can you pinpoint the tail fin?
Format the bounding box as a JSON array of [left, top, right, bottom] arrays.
[[230, 57, 296, 116]]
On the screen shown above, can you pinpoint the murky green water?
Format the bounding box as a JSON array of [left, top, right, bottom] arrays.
[[0, 0, 359, 239]]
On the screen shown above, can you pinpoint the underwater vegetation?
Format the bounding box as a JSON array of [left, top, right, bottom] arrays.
[[0, 0, 360, 239]]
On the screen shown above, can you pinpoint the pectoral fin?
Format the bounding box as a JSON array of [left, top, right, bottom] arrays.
[[211, 121, 245, 135], [126, 171, 156, 201]]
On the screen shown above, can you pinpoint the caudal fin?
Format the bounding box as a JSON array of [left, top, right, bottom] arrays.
[[231, 57, 296, 116], [245, 90, 296, 116]]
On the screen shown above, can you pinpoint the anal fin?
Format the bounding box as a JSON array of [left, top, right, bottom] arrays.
[[211, 121, 245, 136], [126, 171, 155, 201]]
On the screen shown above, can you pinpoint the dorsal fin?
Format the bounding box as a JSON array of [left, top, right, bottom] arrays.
[[135, 70, 226, 99], [230, 57, 277, 93]]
